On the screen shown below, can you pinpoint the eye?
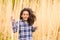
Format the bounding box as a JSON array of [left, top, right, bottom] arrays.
[[24, 14, 25, 15]]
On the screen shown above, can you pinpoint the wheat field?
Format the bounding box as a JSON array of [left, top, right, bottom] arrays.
[[0, 0, 60, 40]]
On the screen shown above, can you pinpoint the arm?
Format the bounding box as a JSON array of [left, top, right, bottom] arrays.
[[12, 21, 18, 33], [31, 26, 37, 32], [11, 16, 18, 33]]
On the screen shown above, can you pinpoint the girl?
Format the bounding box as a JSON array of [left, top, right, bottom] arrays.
[[11, 8, 37, 40]]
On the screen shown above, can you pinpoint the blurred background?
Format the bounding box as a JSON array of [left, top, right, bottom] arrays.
[[0, 0, 60, 40]]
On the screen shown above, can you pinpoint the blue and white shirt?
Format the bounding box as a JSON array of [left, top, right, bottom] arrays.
[[12, 19, 35, 40]]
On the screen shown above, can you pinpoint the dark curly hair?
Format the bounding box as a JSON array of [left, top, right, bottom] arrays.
[[20, 8, 36, 25]]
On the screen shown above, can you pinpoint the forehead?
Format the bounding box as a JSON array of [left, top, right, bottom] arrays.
[[23, 11, 29, 14]]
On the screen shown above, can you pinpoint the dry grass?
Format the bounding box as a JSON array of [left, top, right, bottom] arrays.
[[0, 0, 60, 40]]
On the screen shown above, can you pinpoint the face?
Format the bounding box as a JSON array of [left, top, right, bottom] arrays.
[[21, 11, 29, 21]]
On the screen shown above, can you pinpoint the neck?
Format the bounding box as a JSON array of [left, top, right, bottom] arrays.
[[22, 19, 28, 22]]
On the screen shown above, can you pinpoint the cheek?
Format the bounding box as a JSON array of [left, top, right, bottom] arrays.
[[27, 15, 29, 18], [27, 15, 29, 17]]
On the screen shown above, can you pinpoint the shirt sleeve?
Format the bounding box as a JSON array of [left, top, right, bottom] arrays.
[[12, 21, 18, 33], [31, 26, 36, 32]]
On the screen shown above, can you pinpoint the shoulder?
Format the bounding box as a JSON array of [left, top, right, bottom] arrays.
[[19, 19, 24, 25]]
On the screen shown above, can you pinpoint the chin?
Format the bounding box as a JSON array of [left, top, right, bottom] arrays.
[[23, 18, 28, 21], [23, 19, 28, 21]]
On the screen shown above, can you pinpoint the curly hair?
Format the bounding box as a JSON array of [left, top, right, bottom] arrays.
[[20, 8, 36, 25]]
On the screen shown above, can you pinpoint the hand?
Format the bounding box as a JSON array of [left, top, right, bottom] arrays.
[[34, 26, 37, 30], [33, 25, 37, 30], [11, 16, 15, 23], [11, 16, 16, 27], [32, 25, 37, 32]]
